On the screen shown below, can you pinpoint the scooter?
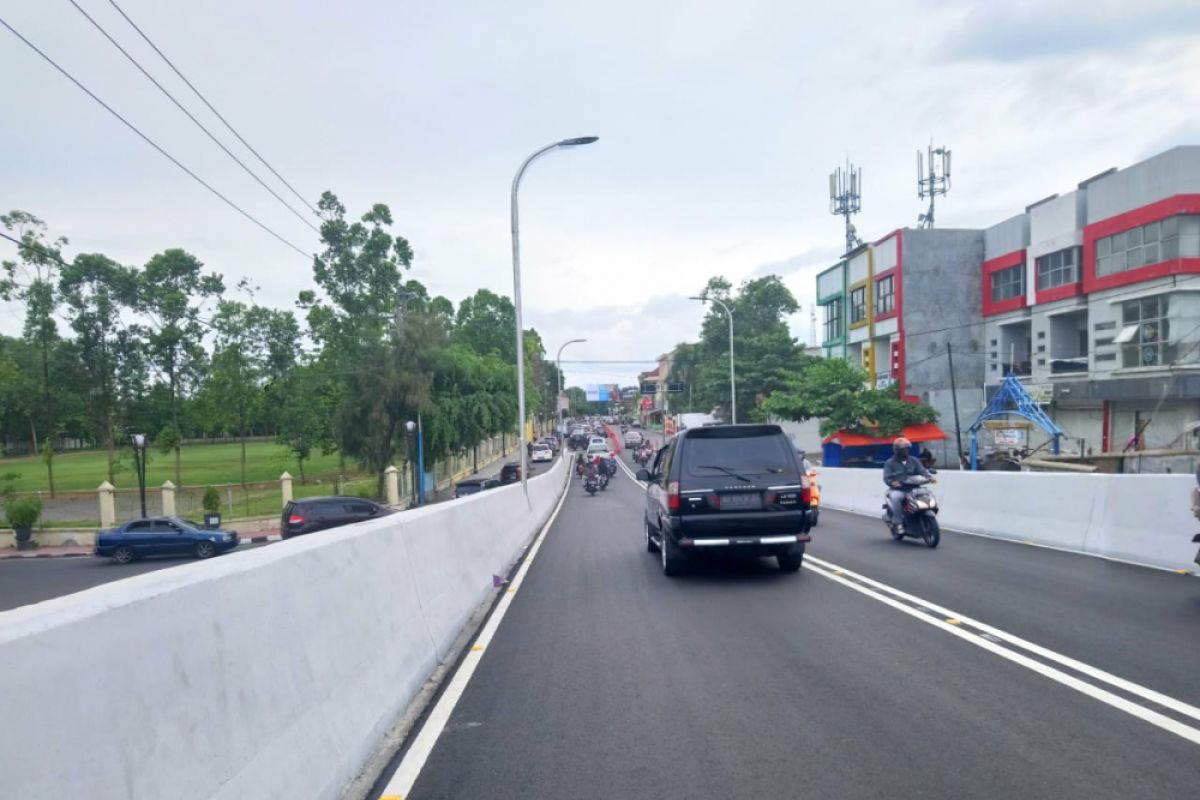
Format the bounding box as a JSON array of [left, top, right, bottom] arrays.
[[599, 471, 609, 491], [883, 473, 940, 548], [584, 474, 599, 496]]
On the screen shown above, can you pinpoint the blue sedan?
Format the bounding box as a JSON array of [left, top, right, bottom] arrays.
[[94, 517, 240, 564]]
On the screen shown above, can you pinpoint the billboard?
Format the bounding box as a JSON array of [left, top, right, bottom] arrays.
[[585, 384, 611, 402]]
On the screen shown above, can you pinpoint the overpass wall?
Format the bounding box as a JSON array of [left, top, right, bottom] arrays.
[[0, 457, 567, 800], [816, 467, 1198, 570]]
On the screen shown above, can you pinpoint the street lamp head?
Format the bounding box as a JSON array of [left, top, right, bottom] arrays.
[[131, 433, 146, 448], [558, 136, 599, 147], [405, 421, 417, 433], [688, 295, 707, 302]]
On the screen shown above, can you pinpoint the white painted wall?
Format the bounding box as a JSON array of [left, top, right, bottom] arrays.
[[815, 466, 1199, 570], [0, 458, 568, 800]]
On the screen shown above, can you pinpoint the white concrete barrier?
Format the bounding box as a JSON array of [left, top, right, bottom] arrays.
[[816, 466, 1198, 570], [0, 457, 567, 800]]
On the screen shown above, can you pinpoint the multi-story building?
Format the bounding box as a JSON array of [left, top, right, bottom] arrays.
[[817, 228, 986, 465], [818, 145, 1200, 468]]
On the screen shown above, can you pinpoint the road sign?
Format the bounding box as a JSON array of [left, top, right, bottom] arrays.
[[640, 382, 658, 395], [586, 385, 610, 402], [993, 428, 1026, 447], [666, 381, 686, 393]]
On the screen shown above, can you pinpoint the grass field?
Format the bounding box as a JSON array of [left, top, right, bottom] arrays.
[[0, 442, 360, 493]]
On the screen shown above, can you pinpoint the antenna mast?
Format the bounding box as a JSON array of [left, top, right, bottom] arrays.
[[829, 159, 863, 254], [917, 141, 952, 228]]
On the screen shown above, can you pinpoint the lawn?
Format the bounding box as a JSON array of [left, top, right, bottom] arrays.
[[0, 442, 361, 493]]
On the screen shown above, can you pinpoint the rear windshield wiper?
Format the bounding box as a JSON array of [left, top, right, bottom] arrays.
[[694, 464, 753, 482]]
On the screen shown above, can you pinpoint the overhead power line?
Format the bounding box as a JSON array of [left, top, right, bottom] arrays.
[[0, 15, 311, 259], [68, 0, 319, 233], [106, 0, 320, 216]]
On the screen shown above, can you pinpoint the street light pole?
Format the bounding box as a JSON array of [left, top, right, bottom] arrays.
[[511, 136, 598, 500], [556, 338, 587, 434], [689, 295, 737, 424], [131, 433, 147, 518]]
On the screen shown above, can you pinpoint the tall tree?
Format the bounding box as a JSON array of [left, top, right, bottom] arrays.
[[454, 289, 516, 360], [135, 248, 225, 486], [206, 300, 269, 488]]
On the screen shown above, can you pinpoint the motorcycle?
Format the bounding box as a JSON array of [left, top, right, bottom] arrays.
[[883, 473, 940, 548], [584, 474, 599, 496], [598, 471, 609, 491]]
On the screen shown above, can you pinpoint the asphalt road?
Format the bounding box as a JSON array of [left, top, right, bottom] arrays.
[[378, 454, 1200, 799]]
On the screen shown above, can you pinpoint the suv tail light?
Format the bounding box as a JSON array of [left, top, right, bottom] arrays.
[[667, 480, 681, 512], [800, 487, 812, 504], [288, 514, 305, 526]]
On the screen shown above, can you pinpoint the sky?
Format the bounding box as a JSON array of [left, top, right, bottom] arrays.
[[2, 0, 1199, 388]]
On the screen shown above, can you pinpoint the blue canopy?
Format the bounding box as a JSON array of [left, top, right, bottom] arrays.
[[967, 375, 1064, 470]]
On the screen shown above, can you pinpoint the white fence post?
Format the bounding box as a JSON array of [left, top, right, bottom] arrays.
[[97, 481, 115, 528], [161, 481, 176, 517], [280, 472, 293, 508], [384, 466, 400, 506]]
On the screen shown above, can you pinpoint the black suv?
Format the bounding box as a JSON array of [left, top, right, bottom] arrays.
[[454, 478, 500, 498], [499, 462, 523, 485], [637, 424, 813, 576], [281, 496, 395, 538]]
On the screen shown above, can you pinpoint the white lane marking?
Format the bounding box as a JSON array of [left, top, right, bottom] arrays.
[[802, 560, 1200, 746], [806, 555, 1200, 725], [378, 469, 572, 799]]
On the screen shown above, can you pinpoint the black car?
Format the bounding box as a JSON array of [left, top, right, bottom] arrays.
[[94, 517, 240, 564], [637, 424, 813, 576], [455, 478, 500, 498], [281, 496, 395, 538], [499, 462, 522, 484]]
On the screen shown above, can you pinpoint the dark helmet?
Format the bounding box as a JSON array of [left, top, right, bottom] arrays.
[[893, 436, 912, 458]]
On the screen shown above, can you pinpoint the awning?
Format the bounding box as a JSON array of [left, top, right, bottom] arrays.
[[823, 422, 947, 448]]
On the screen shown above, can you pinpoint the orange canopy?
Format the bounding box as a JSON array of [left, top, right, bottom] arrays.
[[822, 422, 947, 447]]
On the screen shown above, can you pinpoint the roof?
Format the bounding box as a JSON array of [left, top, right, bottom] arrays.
[[822, 422, 947, 447]]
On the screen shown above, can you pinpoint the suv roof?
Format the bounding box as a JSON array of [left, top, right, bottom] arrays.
[[288, 495, 382, 505]]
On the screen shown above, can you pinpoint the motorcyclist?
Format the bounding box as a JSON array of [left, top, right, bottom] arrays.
[[883, 437, 933, 533], [583, 459, 599, 483]]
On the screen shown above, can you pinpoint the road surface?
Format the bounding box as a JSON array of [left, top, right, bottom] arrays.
[[374, 454, 1200, 799]]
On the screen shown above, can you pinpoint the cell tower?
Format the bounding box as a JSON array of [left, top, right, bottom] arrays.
[[917, 141, 952, 228], [829, 160, 862, 254]]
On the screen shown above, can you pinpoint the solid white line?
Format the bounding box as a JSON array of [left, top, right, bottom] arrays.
[[378, 466, 572, 799], [803, 559, 1200, 745], [805, 554, 1200, 725]]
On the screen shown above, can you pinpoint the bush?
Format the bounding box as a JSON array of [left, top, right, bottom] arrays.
[[202, 486, 221, 515], [5, 496, 42, 530], [354, 484, 374, 500]]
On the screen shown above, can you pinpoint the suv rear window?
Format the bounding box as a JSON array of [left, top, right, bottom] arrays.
[[683, 429, 795, 477]]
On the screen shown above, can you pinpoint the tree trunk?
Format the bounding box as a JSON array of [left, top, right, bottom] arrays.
[[240, 425, 247, 489], [28, 417, 37, 457], [44, 440, 56, 499], [297, 456, 306, 484], [171, 373, 182, 488]]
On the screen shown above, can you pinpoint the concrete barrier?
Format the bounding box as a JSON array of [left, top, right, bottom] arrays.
[[0, 457, 567, 800], [815, 466, 1198, 570]]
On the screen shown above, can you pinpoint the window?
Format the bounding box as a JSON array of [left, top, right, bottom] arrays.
[[1094, 320, 1116, 331], [1036, 247, 1079, 290], [850, 286, 867, 324], [1096, 215, 1200, 277], [875, 275, 894, 314], [990, 264, 1024, 302], [125, 521, 153, 533], [1120, 295, 1173, 367], [822, 300, 843, 342]]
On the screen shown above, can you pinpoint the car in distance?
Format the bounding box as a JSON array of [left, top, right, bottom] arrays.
[[531, 443, 554, 463], [281, 496, 395, 538], [499, 462, 523, 484], [623, 430, 644, 448], [454, 478, 500, 499], [586, 443, 612, 460], [638, 423, 813, 576], [94, 517, 240, 564]]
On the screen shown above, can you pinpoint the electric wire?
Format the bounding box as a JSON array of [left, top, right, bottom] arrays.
[[0, 15, 311, 259], [106, 0, 320, 216], [68, 0, 319, 233]]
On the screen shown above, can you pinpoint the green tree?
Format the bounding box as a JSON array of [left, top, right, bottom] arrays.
[[205, 300, 270, 488], [135, 249, 225, 486], [275, 363, 337, 483], [454, 289, 516, 360]]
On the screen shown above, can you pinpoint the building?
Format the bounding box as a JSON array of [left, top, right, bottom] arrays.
[[817, 228, 986, 465], [817, 145, 1200, 470]]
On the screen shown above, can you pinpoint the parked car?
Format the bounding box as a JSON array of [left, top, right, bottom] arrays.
[[94, 517, 240, 564], [638, 424, 813, 576], [281, 496, 395, 538], [624, 430, 644, 448], [531, 443, 554, 463], [454, 478, 500, 498], [499, 462, 523, 484]]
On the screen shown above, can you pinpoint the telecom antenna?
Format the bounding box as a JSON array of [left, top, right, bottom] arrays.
[[829, 159, 863, 254], [917, 141, 951, 228], [810, 305, 818, 346]]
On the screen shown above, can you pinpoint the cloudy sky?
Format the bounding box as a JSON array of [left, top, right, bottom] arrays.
[[2, 0, 1199, 387]]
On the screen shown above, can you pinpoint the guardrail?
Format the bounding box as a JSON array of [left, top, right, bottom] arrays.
[[815, 467, 1199, 571], [0, 456, 569, 799]]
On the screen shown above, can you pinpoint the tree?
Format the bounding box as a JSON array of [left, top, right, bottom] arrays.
[[275, 363, 336, 483], [763, 359, 937, 437], [205, 300, 270, 488], [58, 253, 139, 481], [135, 249, 224, 486], [454, 289, 516, 360]]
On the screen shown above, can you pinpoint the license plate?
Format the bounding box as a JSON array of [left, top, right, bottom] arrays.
[[721, 492, 762, 510]]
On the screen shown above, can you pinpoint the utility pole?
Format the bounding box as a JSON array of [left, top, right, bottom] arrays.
[[946, 342, 964, 470], [829, 160, 863, 254], [917, 141, 952, 229]]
